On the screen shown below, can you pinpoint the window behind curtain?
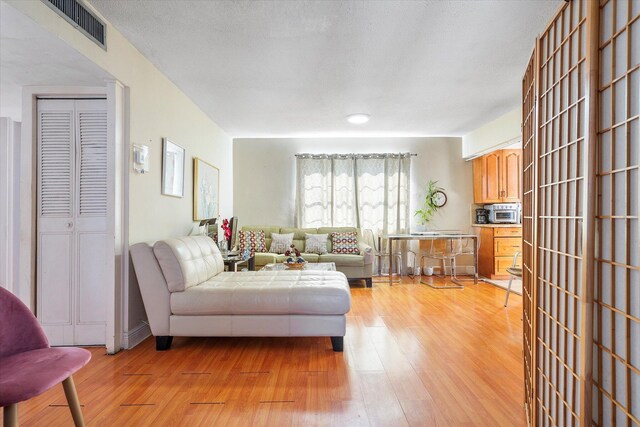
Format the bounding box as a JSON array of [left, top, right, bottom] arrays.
[[295, 153, 411, 235]]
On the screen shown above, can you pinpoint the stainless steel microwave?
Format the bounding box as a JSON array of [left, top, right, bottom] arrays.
[[485, 203, 521, 224]]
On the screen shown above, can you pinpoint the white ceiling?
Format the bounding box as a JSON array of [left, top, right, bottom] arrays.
[[90, 0, 560, 138], [0, 2, 113, 121]]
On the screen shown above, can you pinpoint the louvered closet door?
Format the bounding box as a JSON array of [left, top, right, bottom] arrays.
[[37, 99, 109, 346]]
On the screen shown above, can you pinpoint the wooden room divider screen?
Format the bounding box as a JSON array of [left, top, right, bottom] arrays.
[[593, 1, 639, 425], [521, 1, 638, 426], [521, 47, 538, 425]]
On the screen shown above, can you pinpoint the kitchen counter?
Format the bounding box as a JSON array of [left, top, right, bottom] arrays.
[[472, 223, 522, 228]]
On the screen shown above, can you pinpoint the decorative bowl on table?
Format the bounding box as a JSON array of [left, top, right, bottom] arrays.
[[284, 262, 306, 270], [283, 244, 305, 269]]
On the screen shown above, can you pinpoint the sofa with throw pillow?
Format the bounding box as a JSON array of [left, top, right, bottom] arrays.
[[238, 226, 373, 287]]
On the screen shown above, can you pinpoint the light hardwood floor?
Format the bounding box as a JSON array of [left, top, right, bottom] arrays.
[[18, 277, 525, 426]]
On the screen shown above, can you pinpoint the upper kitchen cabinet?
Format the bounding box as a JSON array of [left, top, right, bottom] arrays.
[[473, 149, 522, 204], [501, 149, 522, 202]]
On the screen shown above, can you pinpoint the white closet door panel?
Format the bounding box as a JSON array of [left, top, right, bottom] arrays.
[[75, 232, 107, 345], [77, 232, 108, 325], [40, 323, 74, 347], [75, 216, 108, 230], [74, 324, 107, 346], [73, 100, 109, 346], [37, 100, 76, 346], [37, 98, 109, 346], [77, 108, 108, 217], [38, 233, 73, 325], [38, 106, 74, 218]]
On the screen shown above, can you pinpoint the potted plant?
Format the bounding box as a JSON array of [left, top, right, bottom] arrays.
[[415, 180, 445, 226]]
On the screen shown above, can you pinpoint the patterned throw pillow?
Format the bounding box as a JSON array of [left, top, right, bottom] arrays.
[[238, 230, 267, 255], [331, 231, 360, 255], [305, 233, 328, 254], [269, 233, 294, 254]]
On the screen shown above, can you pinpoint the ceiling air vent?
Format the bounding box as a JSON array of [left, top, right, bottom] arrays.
[[42, 0, 106, 49]]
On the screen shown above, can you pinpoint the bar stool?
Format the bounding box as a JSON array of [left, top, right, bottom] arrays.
[[405, 249, 419, 279], [374, 235, 402, 282], [362, 229, 401, 282], [452, 228, 481, 284], [504, 252, 523, 307], [419, 237, 464, 289]]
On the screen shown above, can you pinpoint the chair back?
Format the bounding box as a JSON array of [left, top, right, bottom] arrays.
[[430, 237, 464, 257], [511, 251, 522, 268], [459, 228, 481, 253], [0, 287, 49, 358], [448, 236, 464, 256], [429, 239, 448, 256]]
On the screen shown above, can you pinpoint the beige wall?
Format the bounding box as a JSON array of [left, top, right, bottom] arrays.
[[233, 137, 473, 233], [462, 107, 522, 159], [6, 1, 233, 242], [8, 1, 232, 333]]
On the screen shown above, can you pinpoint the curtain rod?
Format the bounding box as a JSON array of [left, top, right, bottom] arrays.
[[295, 153, 417, 159]]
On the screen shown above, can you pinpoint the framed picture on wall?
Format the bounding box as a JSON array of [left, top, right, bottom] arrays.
[[161, 138, 185, 197], [193, 157, 219, 221]]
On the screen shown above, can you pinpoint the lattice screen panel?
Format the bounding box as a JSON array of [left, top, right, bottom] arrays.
[[522, 46, 538, 426], [593, 1, 640, 426], [536, 1, 587, 425]]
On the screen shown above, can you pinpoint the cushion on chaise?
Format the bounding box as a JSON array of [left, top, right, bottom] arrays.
[[170, 270, 351, 316], [153, 236, 224, 292]]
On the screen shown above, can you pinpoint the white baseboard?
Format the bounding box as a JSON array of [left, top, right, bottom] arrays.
[[122, 321, 151, 349]]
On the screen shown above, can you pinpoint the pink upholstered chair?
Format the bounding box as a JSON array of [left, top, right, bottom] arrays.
[[0, 287, 91, 427]]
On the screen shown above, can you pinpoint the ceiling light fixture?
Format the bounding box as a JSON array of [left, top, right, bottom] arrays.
[[346, 113, 370, 124]]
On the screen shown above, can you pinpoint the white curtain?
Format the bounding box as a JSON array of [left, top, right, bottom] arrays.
[[295, 153, 411, 236]]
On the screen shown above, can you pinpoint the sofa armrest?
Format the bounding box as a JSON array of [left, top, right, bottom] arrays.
[[130, 243, 172, 336], [358, 241, 374, 265]]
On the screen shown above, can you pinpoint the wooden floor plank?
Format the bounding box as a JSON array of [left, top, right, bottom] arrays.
[[17, 277, 525, 426]]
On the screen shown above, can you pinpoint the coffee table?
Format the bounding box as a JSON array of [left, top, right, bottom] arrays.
[[222, 254, 255, 272], [260, 262, 336, 272]]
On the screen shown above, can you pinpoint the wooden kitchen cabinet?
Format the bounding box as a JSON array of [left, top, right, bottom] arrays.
[[474, 226, 522, 279], [501, 149, 522, 202], [473, 149, 522, 204]]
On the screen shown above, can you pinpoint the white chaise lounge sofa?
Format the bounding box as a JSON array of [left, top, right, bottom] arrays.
[[130, 236, 351, 352]]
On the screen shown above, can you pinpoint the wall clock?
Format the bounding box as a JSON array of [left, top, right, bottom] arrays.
[[433, 190, 447, 208]]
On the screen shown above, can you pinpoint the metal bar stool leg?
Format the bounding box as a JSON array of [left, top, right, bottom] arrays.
[[504, 276, 514, 307], [418, 255, 429, 284], [422, 257, 463, 290], [390, 253, 402, 282], [373, 255, 401, 283], [407, 250, 416, 280]]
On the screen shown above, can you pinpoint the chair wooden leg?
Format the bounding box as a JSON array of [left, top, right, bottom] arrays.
[[3, 404, 18, 427], [62, 376, 86, 427], [504, 276, 514, 307]]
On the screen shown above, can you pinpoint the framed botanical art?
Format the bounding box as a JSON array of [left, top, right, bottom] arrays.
[[161, 138, 185, 197], [193, 157, 219, 221]]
